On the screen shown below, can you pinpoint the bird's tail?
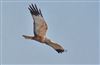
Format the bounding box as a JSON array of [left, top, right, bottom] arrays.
[[45, 38, 64, 53]]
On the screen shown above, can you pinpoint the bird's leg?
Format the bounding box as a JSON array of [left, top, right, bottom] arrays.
[[22, 35, 35, 40]]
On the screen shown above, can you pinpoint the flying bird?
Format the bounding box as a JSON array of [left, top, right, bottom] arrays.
[[22, 4, 65, 53]]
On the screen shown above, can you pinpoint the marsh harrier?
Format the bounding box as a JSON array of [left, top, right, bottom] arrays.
[[23, 4, 65, 53]]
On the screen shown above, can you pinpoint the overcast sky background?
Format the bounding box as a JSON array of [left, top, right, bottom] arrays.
[[1, 0, 99, 65]]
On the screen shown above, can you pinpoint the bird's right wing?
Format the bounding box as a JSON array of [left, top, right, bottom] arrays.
[[45, 38, 64, 53], [28, 4, 48, 37]]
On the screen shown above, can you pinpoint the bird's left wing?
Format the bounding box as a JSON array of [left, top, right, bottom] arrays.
[[28, 4, 48, 37]]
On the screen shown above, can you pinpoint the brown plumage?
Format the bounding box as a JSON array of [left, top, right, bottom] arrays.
[[22, 4, 65, 53]]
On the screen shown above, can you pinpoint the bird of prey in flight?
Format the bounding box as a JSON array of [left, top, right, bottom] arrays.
[[22, 4, 65, 53]]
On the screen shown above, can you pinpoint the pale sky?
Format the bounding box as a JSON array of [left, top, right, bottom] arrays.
[[1, 0, 99, 65]]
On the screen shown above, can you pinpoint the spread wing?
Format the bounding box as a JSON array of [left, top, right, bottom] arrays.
[[27, 4, 65, 53], [45, 38, 64, 53], [28, 4, 48, 37]]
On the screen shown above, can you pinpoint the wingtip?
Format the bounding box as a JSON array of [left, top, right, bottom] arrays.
[[55, 49, 64, 53], [55, 49, 67, 53], [28, 3, 41, 16]]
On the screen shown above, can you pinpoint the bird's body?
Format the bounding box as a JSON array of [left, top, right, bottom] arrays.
[[23, 4, 65, 53]]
